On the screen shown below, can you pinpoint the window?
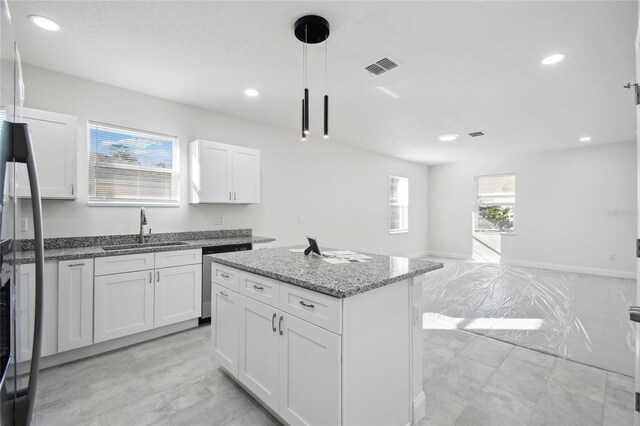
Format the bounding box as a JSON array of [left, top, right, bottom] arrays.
[[475, 174, 515, 233], [390, 175, 409, 233], [88, 122, 179, 206]]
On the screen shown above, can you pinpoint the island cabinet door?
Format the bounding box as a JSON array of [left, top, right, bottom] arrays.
[[212, 283, 240, 377], [238, 295, 280, 410], [278, 314, 341, 426]]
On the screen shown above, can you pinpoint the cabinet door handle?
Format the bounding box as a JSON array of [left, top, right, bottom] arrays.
[[220, 273, 230, 279], [71, 183, 74, 196], [156, 271, 160, 282], [149, 272, 152, 283], [234, 192, 236, 201], [67, 262, 85, 267], [272, 313, 277, 332], [220, 290, 229, 297], [228, 192, 231, 200], [299, 301, 315, 309], [278, 315, 284, 335], [253, 285, 264, 290]]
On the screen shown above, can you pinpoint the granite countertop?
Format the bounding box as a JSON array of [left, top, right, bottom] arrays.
[[209, 246, 443, 298], [11, 230, 275, 264]]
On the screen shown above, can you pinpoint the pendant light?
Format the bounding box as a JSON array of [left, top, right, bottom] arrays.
[[294, 15, 330, 140]]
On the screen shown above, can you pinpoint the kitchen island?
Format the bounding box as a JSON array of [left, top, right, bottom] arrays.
[[209, 247, 442, 426]]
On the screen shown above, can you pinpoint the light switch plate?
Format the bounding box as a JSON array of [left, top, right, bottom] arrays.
[[20, 218, 28, 232], [213, 215, 224, 226]]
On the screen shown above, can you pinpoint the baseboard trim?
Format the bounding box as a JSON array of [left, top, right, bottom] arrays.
[[501, 258, 636, 279], [426, 251, 469, 260], [412, 391, 426, 425], [405, 251, 431, 259]]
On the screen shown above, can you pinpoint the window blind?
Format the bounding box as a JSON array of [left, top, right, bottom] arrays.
[[390, 175, 409, 232], [88, 122, 179, 205]]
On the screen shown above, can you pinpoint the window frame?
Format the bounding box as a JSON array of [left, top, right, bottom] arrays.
[[87, 121, 181, 207], [389, 174, 409, 234], [474, 173, 516, 235]]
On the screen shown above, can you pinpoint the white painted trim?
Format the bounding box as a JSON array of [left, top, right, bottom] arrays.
[[426, 251, 470, 260], [412, 391, 426, 425], [404, 251, 430, 259], [501, 258, 636, 279]]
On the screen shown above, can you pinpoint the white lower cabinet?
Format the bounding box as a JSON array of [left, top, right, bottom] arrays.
[[213, 275, 342, 425], [15, 262, 59, 361], [154, 264, 202, 328], [212, 283, 240, 376], [239, 296, 280, 409], [58, 259, 94, 352], [94, 270, 154, 343], [94, 250, 203, 343], [278, 314, 341, 426]]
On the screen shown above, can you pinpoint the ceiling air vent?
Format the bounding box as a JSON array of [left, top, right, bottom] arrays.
[[365, 63, 386, 75], [365, 57, 399, 75], [468, 131, 485, 137]]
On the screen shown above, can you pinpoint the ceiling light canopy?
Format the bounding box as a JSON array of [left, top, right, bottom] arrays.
[[579, 136, 591, 142], [244, 89, 259, 97], [541, 53, 565, 65], [438, 134, 458, 142], [28, 15, 60, 31]]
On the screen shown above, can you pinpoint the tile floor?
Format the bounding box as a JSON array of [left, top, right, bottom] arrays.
[[33, 324, 634, 426], [421, 328, 633, 426]]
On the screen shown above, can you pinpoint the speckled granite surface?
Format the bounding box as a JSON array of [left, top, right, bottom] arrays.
[[12, 230, 275, 264], [210, 246, 443, 298], [18, 229, 253, 250]]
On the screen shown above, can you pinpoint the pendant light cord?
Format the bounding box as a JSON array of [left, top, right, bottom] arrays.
[[325, 37, 328, 95]]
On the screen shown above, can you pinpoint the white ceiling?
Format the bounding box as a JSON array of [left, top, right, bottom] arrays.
[[7, 1, 638, 165]]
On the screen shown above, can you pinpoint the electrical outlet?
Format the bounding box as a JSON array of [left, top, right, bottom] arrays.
[[609, 253, 616, 261], [213, 216, 224, 226], [20, 218, 28, 232]]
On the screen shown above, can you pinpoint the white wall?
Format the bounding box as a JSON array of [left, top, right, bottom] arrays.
[[429, 141, 637, 277], [20, 65, 430, 257]]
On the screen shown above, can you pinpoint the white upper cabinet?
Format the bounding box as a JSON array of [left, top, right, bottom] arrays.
[[232, 146, 260, 204], [12, 107, 78, 199], [189, 140, 260, 204]]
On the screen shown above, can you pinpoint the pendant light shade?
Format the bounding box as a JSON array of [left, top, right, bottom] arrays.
[[294, 15, 330, 141], [304, 88, 309, 135], [323, 95, 329, 138]]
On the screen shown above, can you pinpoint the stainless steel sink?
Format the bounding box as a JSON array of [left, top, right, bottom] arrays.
[[101, 241, 188, 251]]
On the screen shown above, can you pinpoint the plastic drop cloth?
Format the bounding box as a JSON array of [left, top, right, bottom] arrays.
[[421, 260, 636, 376]]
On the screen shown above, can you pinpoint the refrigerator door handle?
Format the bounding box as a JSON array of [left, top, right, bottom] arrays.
[[9, 122, 44, 425]]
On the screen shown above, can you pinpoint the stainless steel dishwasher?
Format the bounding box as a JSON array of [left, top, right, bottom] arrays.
[[200, 243, 252, 324]]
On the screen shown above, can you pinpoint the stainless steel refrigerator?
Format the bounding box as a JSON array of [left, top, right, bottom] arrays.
[[0, 2, 45, 425]]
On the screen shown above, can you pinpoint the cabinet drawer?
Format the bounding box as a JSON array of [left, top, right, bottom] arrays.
[[155, 249, 202, 269], [239, 273, 279, 307], [279, 283, 342, 334], [95, 253, 155, 276], [211, 263, 241, 291]]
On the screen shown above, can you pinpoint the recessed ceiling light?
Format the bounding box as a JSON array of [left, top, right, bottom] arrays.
[[541, 53, 565, 65], [579, 136, 591, 142], [244, 89, 259, 97], [438, 134, 458, 142], [28, 15, 60, 31]]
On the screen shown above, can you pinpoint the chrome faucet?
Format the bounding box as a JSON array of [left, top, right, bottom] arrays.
[[139, 208, 151, 243]]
